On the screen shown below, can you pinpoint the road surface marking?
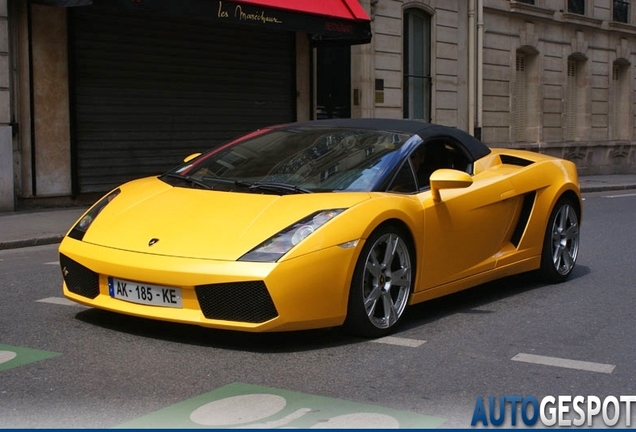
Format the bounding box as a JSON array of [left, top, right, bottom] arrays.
[[604, 193, 636, 198], [0, 350, 17, 364], [370, 336, 426, 347], [36, 297, 85, 307], [44, 261, 58, 265], [0, 344, 61, 372], [512, 353, 615, 374], [118, 382, 445, 429]]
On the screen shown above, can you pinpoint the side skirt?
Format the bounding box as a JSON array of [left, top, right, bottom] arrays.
[[409, 256, 541, 305]]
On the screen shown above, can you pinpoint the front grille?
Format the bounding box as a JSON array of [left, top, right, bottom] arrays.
[[195, 281, 278, 323], [59, 253, 100, 299]]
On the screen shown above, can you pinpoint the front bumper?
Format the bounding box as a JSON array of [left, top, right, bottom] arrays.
[[59, 237, 359, 332]]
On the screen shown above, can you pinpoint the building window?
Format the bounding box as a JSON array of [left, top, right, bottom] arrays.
[[568, 0, 585, 14], [564, 60, 578, 140], [513, 50, 540, 142], [515, 0, 535, 4], [403, 8, 432, 121], [613, 0, 629, 23], [564, 57, 588, 141], [611, 62, 630, 140]]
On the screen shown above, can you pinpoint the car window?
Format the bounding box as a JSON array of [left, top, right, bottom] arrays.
[[422, 138, 473, 175], [169, 127, 414, 193], [388, 162, 418, 193]]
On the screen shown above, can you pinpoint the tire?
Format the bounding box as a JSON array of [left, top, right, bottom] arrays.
[[539, 196, 580, 283], [344, 224, 414, 338]]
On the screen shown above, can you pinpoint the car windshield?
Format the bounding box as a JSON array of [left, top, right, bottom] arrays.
[[163, 126, 414, 193]]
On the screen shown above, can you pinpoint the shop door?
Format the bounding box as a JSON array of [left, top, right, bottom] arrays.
[[316, 45, 351, 119]]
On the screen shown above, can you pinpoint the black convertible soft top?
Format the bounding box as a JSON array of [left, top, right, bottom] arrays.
[[281, 118, 492, 161]]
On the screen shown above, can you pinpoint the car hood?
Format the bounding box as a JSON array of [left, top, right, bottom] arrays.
[[81, 177, 371, 261]]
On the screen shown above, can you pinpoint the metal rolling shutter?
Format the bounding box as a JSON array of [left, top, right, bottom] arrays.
[[69, 1, 295, 193]]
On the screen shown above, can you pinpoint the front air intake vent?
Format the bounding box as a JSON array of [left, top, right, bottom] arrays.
[[500, 154, 534, 167], [59, 253, 100, 299], [195, 281, 278, 323]]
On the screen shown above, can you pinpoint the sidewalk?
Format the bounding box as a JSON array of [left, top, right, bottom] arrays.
[[1, 174, 635, 251], [0, 207, 87, 251], [578, 174, 636, 193]]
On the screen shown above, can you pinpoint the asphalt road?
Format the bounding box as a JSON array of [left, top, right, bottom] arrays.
[[1, 189, 635, 428]]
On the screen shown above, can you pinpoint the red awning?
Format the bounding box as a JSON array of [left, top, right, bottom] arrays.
[[31, 0, 373, 45], [232, 0, 370, 21], [224, 0, 372, 45]]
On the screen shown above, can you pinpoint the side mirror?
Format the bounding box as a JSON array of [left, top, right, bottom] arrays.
[[183, 153, 201, 163], [429, 169, 473, 202]]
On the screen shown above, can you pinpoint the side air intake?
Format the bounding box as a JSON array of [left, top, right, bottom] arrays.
[[510, 192, 537, 247], [500, 154, 534, 167]]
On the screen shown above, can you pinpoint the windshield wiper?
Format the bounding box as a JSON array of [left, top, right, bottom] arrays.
[[160, 173, 212, 190], [234, 180, 311, 195]]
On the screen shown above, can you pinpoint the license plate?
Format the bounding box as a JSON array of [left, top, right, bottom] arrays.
[[108, 277, 182, 308]]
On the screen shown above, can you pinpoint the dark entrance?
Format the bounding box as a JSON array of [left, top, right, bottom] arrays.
[[316, 46, 351, 119]]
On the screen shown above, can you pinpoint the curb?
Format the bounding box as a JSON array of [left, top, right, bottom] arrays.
[[580, 184, 636, 193], [0, 236, 64, 251]]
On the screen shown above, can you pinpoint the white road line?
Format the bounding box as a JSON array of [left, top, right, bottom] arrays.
[[604, 193, 636, 198], [370, 336, 426, 348], [44, 261, 58, 265], [36, 297, 86, 307], [512, 353, 615, 374]]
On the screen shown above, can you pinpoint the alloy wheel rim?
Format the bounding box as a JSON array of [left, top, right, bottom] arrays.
[[361, 233, 412, 329], [551, 204, 580, 276]]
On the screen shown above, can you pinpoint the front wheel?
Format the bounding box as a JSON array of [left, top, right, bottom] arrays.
[[344, 225, 414, 338], [539, 196, 580, 283]]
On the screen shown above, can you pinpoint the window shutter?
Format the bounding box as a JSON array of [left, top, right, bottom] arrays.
[[513, 53, 526, 142], [564, 60, 577, 140], [611, 64, 621, 140]]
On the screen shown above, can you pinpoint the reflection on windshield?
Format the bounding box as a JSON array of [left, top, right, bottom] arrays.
[[170, 127, 413, 192]]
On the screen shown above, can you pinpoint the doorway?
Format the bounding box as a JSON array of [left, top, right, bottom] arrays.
[[316, 45, 351, 119]]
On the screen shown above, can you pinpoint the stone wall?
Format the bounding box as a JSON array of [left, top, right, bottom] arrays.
[[362, 0, 636, 175], [30, 5, 72, 197], [483, 0, 636, 174], [508, 141, 636, 175], [369, 0, 468, 128]]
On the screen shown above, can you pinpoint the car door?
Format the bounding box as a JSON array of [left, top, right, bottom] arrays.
[[417, 168, 519, 290]]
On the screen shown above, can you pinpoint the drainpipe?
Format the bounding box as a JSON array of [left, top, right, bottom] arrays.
[[468, 0, 475, 136], [476, 0, 484, 140]]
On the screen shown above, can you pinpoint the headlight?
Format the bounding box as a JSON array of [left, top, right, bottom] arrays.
[[239, 209, 345, 262], [67, 188, 121, 241]]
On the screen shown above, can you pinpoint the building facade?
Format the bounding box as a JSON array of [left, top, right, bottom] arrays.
[[363, 0, 636, 175], [1, 0, 635, 211], [485, 0, 636, 175]]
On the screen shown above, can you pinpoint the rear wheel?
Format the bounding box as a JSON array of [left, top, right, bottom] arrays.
[[344, 225, 414, 338], [539, 196, 580, 282]]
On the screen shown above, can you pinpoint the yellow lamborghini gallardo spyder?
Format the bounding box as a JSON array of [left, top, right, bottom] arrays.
[[59, 119, 581, 338]]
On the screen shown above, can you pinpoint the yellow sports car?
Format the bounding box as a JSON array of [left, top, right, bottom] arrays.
[[59, 119, 581, 338]]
